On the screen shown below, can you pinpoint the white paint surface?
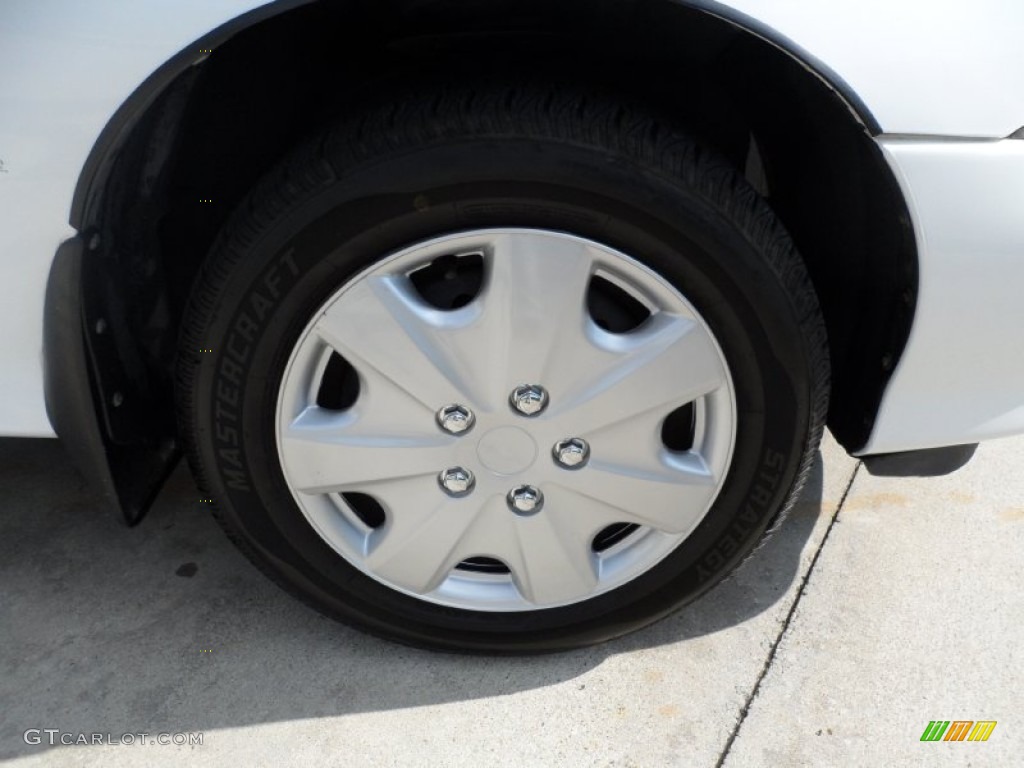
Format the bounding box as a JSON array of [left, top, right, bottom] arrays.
[[0, 1, 270, 435], [1, 1, 1023, 447]]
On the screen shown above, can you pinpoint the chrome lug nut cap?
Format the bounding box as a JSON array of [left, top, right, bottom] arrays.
[[553, 437, 590, 469], [439, 467, 475, 497], [510, 384, 549, 416], [507, 485, 544, 515], [437, 404, 475, 434]]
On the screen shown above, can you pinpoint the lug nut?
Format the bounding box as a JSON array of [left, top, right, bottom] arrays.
[[509, 384, 548, 416], [553, 438, 590, 469], [507, 485, 544, 515], [437, 404, 475, 434], [439, 467, 475, 497]]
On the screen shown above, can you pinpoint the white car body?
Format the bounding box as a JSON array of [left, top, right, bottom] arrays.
[[1, 0, 1023, 455]]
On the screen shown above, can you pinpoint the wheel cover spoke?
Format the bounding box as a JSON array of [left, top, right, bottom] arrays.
[[478, 232, 598, 387], [363, 481, 479, 594], [314, 274, 491, 410], [280, 406, 453, 493], [503, 511, 600, 605], [549, 454, 716, 535], [276, 229, 736, 611], [550, 312, 727, 433]]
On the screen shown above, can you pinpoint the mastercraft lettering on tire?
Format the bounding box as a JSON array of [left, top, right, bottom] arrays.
[[177, 85, 827, 651]]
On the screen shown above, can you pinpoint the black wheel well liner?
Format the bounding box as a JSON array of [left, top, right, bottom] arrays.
[[56, 0, 915, 520]]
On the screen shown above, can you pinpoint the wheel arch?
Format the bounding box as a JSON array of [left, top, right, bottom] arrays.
[[69, 0, 317, 231], [54, 0, 916, 521]]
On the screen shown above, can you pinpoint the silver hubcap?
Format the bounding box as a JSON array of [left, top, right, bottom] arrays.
[[276, 229, 736, 611]]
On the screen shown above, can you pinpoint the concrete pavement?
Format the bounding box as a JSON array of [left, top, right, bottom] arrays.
[[0, 432, 1020, 766]]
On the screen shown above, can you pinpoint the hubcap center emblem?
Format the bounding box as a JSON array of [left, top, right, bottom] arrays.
[[476, 427, 538, 475]]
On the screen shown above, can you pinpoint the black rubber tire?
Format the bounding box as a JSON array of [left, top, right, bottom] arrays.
[[176, 84, 829, 653]]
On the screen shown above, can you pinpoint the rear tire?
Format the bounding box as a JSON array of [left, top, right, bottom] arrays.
[[176, 85, 828, 652]]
